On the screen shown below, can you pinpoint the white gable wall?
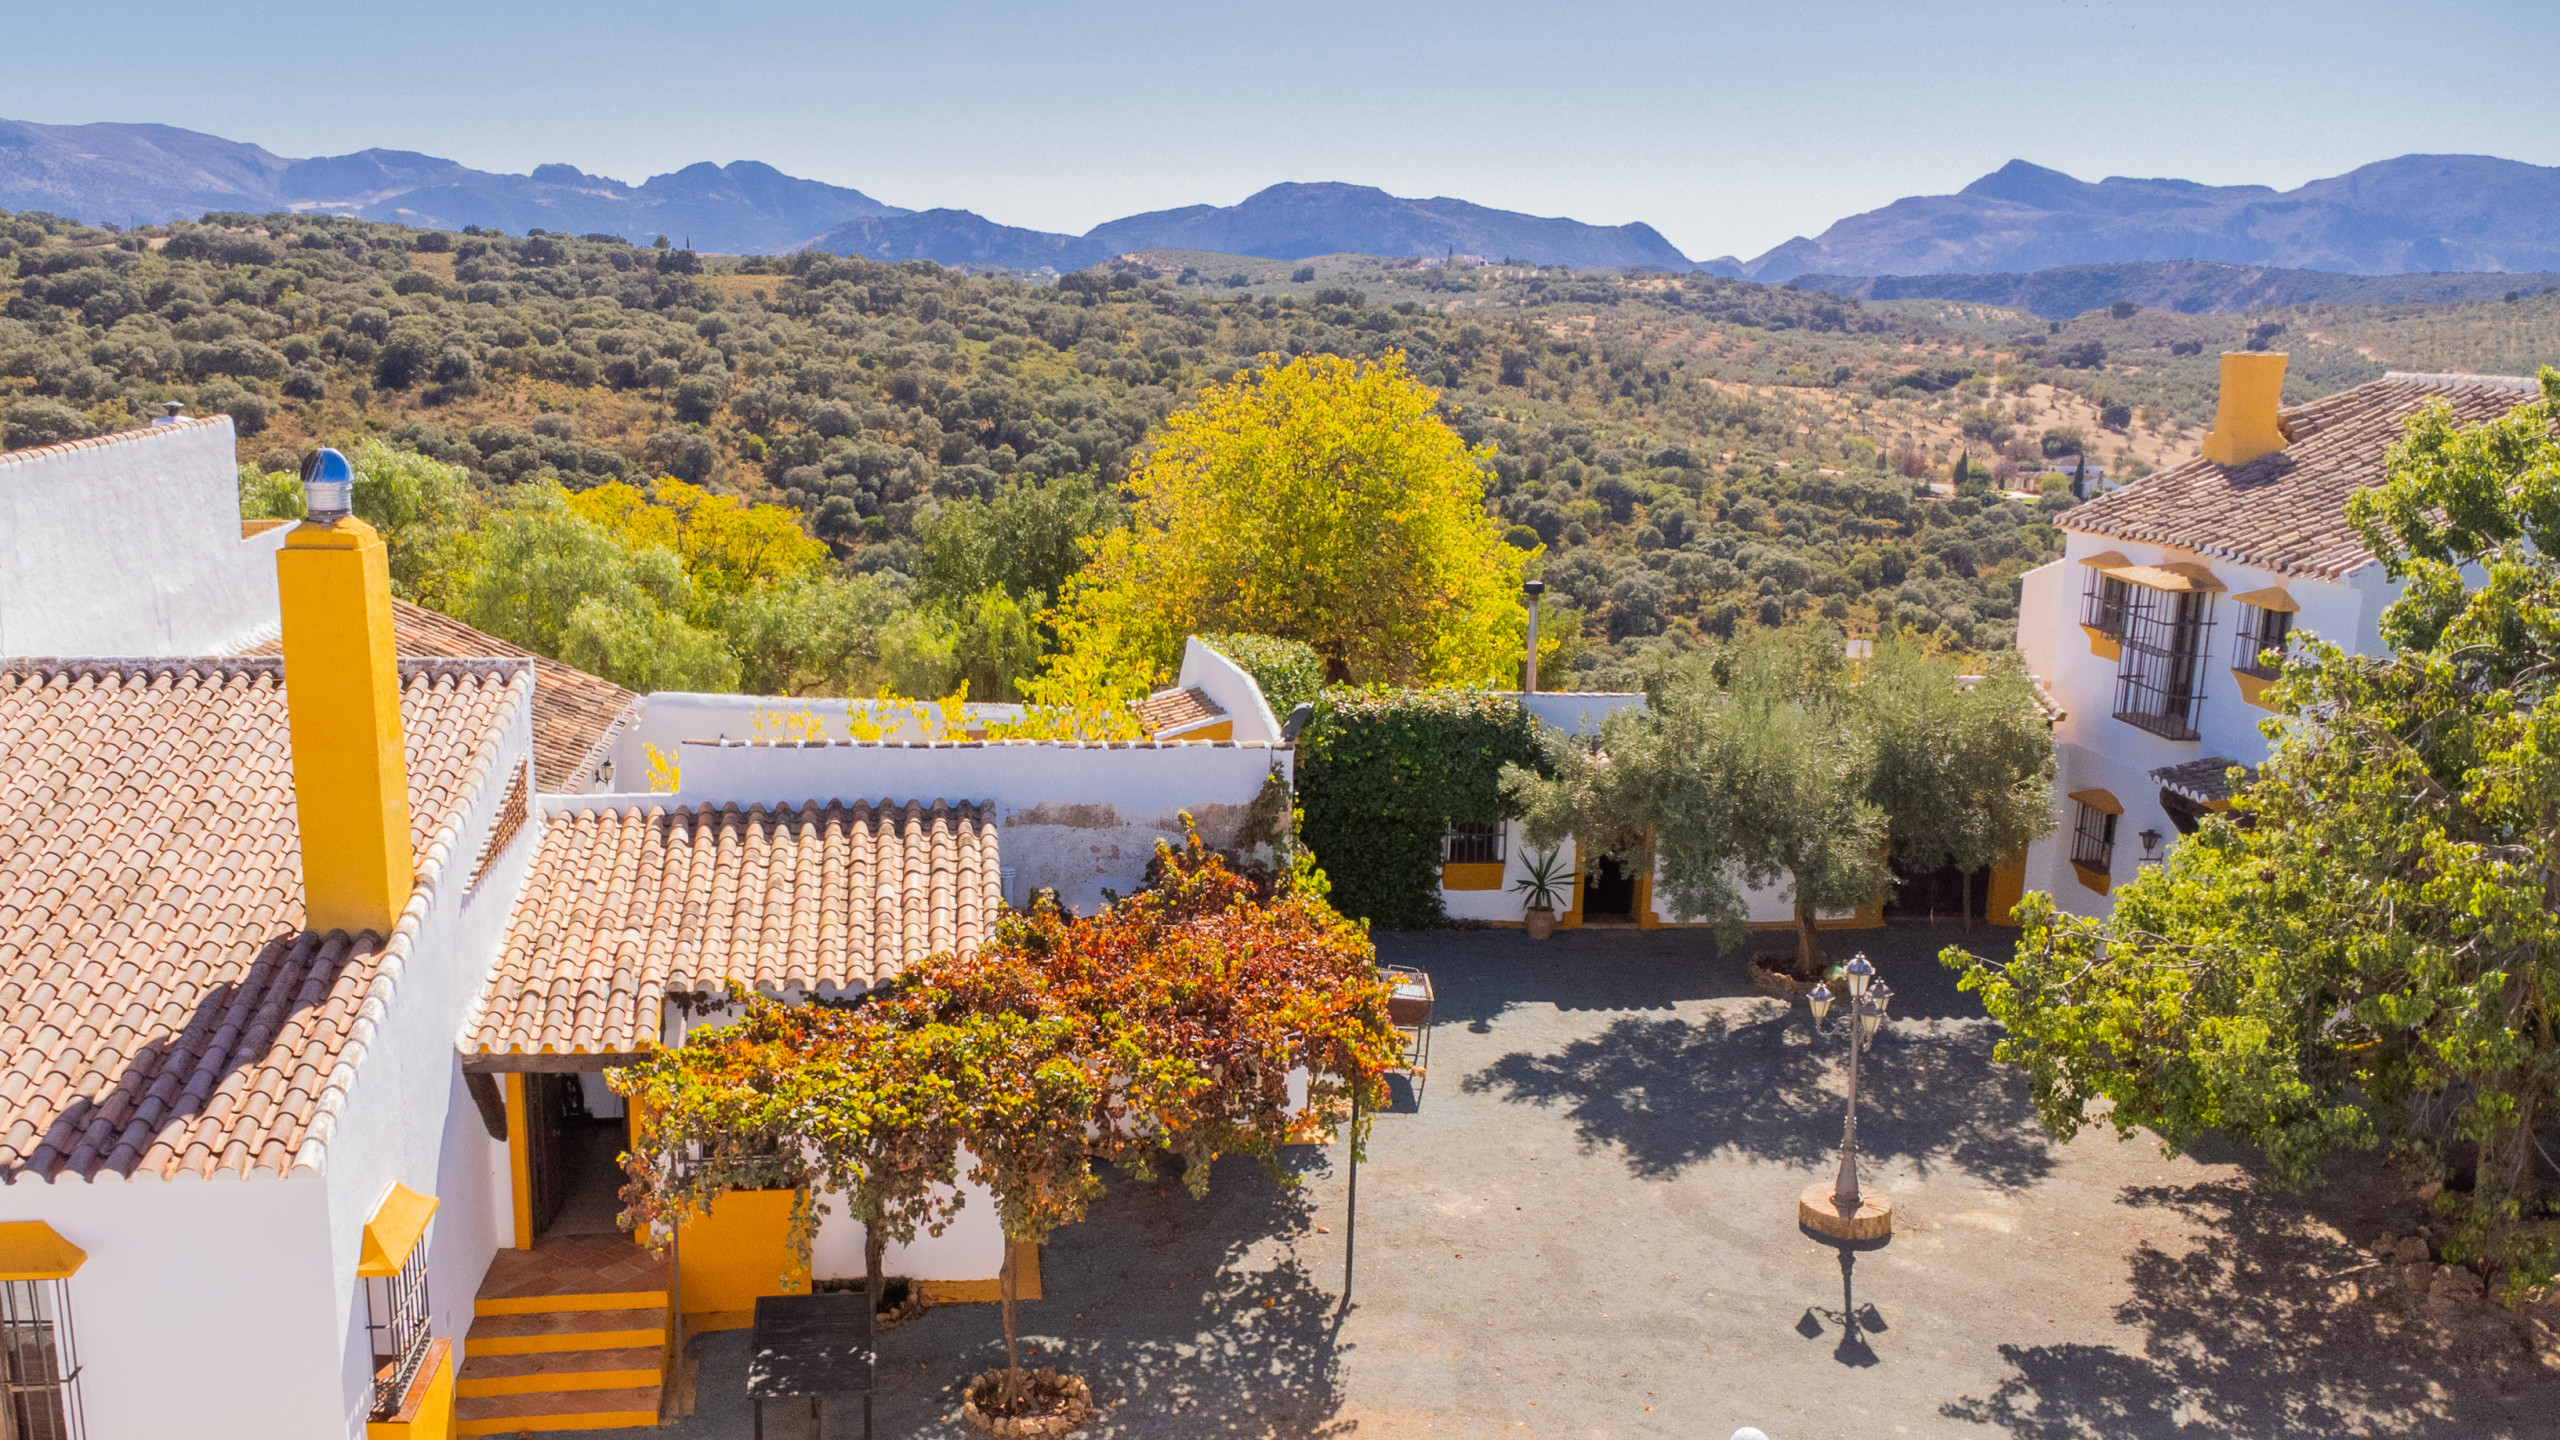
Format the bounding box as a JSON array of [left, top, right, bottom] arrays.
[[0, 418, 288, 657]]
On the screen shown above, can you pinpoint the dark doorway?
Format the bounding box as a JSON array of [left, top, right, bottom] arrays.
[[1585, 855, 1637, 922], [519, 1073, 632, 1240], [1885, 842, 1989, 924]]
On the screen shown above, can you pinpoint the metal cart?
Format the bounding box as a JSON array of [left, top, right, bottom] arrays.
[[1380, 964, 1434, 1096]]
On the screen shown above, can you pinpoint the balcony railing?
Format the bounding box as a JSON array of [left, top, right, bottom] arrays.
[[2112, 587, 2213, 741]]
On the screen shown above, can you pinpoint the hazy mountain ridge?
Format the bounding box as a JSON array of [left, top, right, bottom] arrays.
[[1747, 156, 2560, 282], [0, 118, 909, 253], [804, 181, 1700, 272]]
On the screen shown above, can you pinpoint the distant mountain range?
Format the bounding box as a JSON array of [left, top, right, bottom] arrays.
[[804, 182, 1694, 271], [1737, 156, 2560, 281], [0, 118, 908, 254], [9, 116, 2560, 286]]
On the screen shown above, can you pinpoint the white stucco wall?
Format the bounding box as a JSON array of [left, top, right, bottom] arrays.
[[1520, 690, 1647, 737], [0, 417, 289, 658], [1174, 638, 1283, 741], [807, 1165, 1008, 1284], [600, 693, 1029, 783], [551, 740, 1290, 914]]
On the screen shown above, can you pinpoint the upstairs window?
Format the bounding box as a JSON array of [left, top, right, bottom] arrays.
[[2080, 568, 2133, 637], [2231, 601, 2293, 679], [1443, 821, 1505, 866], [2112, 578, 2217, 741]]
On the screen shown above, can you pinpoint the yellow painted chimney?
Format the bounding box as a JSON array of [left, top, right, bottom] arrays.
[[2201, 352, 2291, 467], [277, 449, 413, 935]]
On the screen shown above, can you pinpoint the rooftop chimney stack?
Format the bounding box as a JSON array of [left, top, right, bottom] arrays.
[[277, 448, 413, 936], [2201, 352, 2291, 468]]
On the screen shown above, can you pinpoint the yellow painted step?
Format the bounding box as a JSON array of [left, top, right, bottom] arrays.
[[466, 1308, 667, 1356], [474, 1288, 667, 1317], [454, 1385, 661, 1435], [458, 1346, 662, 1397]]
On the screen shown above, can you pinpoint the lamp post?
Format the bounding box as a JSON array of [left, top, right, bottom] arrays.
[[1522, 580, 1544, 695], [1798, 952, 1894, 1240]]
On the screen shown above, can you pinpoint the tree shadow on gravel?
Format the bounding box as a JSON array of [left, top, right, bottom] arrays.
[[1458, 1007, 2055, 1187], [885, 1154, 1356, 1440], [1941, 1178, 2560, 1439]]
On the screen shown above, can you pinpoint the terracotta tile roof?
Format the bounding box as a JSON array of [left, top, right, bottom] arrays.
[[0, 657, 528, 1181], [2152, 757, 2254, 806], [467, 799, 999, 1059], [1137, 686, 1225, 736], [2062, 372, 2545, 582], [383, 602, 635, 793]]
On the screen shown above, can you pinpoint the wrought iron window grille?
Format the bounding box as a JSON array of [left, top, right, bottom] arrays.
[[2080, 570, 2133, 637], [2112, 587, 2214, 740], [1442, 821, 1505, 866], [366, 1230, 433, 1420], [2071, 803, 2118, 872], [2230, 604, 2291, 679], [1, 1278, 84, 1440]]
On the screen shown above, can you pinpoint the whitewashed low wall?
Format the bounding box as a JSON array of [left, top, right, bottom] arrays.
[[602, 692, 1030, 780], [551, 740, 1290, 914], [808, 1165, 1008, 1283], [1174, 638, 1283, 740]]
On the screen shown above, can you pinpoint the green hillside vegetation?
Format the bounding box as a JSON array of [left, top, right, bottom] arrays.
[[5, 206, 2558, 696]]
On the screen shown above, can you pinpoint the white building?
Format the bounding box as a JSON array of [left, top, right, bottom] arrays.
[[2013, 357, 2544, 912]]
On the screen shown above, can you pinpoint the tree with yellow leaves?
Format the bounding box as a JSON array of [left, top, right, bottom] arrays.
[[1035, 351, 1531, 699], [567, 478, 829, 596]]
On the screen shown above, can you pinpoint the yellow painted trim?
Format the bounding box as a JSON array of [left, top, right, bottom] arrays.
[[472, 1290, 667, 1317], [368, 1342, 455, 1440], [1634, 865, 1658, 929], [455, 1411, 660, 1436], [2067, 788, 2123, 816], [917, 1242, 1044, 1304], [1987, 849, 2027, 926], [470, 1326, 664, 1356], [2077, 549, 2132, 570], [505, 1073, 533, 1252], [2233, 669, 2279, 712], [362, 1183, 440, 1278], [277, 517, 414, 935], [682, 1309, 758, 1334], [1560, 870, 1584, 928], [2109, 561, 2223, 594], [457, 1365, 662, 1398], [2231, 586, 2299, 613], [0, 1221, 85, 1280], [1162, 719, 1233, 741], [2072, 861, 2114, 896], [1439, 861, 1506, 891], [2080, 625, 2122, 661]]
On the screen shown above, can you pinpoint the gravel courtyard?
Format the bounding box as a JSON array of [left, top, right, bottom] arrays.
[[600, 922, 2560, 1440]]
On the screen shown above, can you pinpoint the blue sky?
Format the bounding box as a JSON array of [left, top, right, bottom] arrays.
[[7, 0, 2556, 260]]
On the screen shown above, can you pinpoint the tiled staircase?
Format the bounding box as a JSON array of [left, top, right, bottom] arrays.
[[457, 1235, 672, 1434]]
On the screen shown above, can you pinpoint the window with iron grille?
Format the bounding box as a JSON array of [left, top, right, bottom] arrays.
[[2230, 603, 2291, 679], [2071, 802, 2118, 872], [2112, 586, 2214, 740], [1443, 821, 1504, 866], [1, 1279, 83, 1440], [2080, 568, 2133, 636], [366, 1231, 433, 1420]]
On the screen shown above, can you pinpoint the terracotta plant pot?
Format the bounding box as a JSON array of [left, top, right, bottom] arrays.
[[1524, 905, 1557, 940], [961, 1368, 1096, 1438]]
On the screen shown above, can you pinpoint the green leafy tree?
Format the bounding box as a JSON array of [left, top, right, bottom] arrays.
[[1950, 371, 2560, 1296], [914, 473, 1121, 610], [239, 440, 479, 609], [460, 485, 735, 691], [1861, 639, 2055, 925]]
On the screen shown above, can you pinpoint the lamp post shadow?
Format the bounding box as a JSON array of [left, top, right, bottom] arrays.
[[1797, 1226, 1889, 1368]]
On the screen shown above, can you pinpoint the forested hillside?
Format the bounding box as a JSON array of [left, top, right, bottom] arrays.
[[5, 207, 2555, 695]]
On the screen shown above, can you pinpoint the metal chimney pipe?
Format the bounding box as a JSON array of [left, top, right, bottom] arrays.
[[1522, 580, 1544, 694]]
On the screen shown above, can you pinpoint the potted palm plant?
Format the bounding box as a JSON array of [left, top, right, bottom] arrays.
[[1514, 848, 1571, 939]]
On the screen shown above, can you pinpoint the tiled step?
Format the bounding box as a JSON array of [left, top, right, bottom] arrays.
[[454, 1385, 662, 1435], [474, 1287, 666, 1317], [467, 1307, 668, 1356], [459, 1346, 663, 1397]]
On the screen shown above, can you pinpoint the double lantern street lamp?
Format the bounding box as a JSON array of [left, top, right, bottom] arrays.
[[1798, 953, 1895, 1241]]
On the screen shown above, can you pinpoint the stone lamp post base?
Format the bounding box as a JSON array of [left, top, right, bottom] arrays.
[[1798, 1181, 1893, 1241]]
